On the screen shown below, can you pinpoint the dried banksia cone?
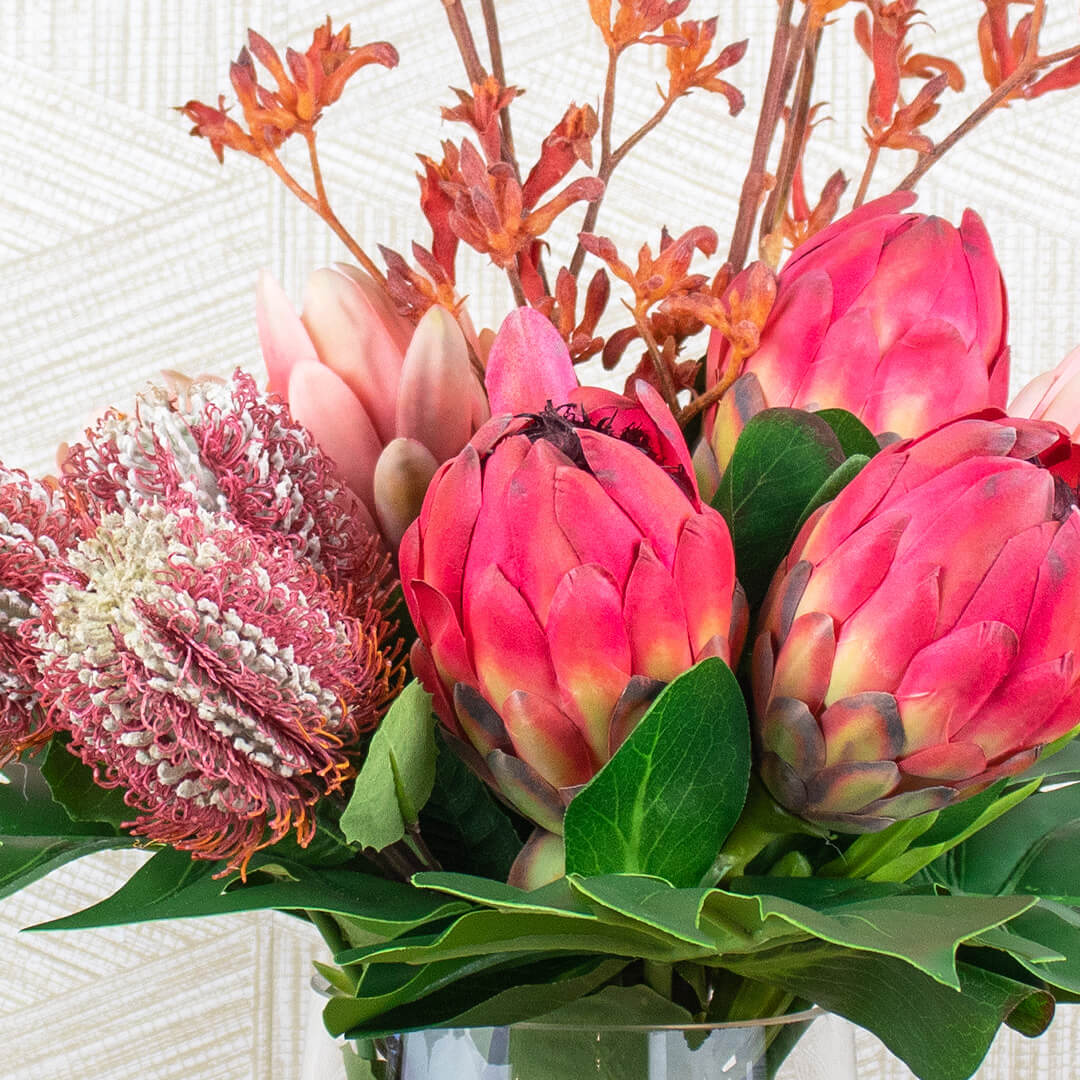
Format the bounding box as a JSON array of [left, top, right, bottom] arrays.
[[34, 502, 401, 871], [0, 467, 82, 761], [60, 370, 378, 591]]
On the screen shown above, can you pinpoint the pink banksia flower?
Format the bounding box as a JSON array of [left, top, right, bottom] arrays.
[[34, 501, 401, 872], [0, 467, 83, 761], [705, 194, 1010, 472], [754, 414, 1080, 832], [256, 265, 489, 548], [401, 310, 742, 850], [60, 370, 378, 594]]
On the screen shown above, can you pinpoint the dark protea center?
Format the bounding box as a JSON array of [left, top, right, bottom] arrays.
[[515, 401, 696, 501]]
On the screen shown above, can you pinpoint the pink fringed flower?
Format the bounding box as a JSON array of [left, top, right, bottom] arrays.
[[0, 466, 82, 761], [34, 502, 400, 871], [60, 370, 378, 592]]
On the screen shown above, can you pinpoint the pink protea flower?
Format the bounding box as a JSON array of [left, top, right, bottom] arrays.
[[60, 370, 377, 593], [754, 413, 1080, 832], [1011, 346, 1080, 437], [705, 194, 1010, 472], [34, 501, 400, 872], [401, 309, 742, 839], [0, 467, 82, 760], [257, 265, 489, 547]]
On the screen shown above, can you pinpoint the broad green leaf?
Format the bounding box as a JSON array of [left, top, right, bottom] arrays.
[[563, 659, 749, 887], [340, 681, 437, 852], [336, 905, 712, 968], [568, 874, 716, 948], [724, 941, 1053, 1080], [343, 956, 629, 1039], [712, 408, 844, 606], [39, 736, 131, 829], [415, 871, 593, 917], [324, 954, 515, 1036], [994, 901, 1080, 993], [29, 847, 468, 934], [0, 767, 137, 900], [814, 409, 881, 458], [930, 785, 1080, 899], [704, 888, 1035, 989], [418, 732, 523, 881]]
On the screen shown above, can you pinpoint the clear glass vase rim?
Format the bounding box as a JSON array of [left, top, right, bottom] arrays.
[[506, 1006, 824, 1033]]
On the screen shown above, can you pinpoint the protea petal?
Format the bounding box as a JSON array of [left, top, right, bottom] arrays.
[[673, 513, 736, 660], [488, 750, 566, 835], [820, 693, 903, 767], [771, 611, 836, 713], [501, 690, 596, 789], [256, 269, 318, 397], [395, 306, 474, 463], [759, 697, 826, 778], [807, 761, 901, 817], [373, 438, 439, 550], [287, 361, 382, 519], [623, 543, 694, 683], [485, 307, 578, 415], [545, 564, 632, 763]]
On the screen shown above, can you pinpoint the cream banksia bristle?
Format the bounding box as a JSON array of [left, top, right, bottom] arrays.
[[60, 370, 379, 593], [34, 501, 401, 871], [0, 466, 82, 761]]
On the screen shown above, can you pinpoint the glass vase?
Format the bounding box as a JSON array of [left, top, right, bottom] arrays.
[[339, 1009, 857, 1080]]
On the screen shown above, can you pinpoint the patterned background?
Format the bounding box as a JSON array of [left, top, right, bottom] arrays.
[[1, 1, 1079, 1076]]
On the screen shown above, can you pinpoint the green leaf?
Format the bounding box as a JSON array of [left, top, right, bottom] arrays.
[[340, 681, 438, 852], [28, 847, 468, 934], [336, 905, 712, 968], [1014, 736, 1080, 786], [994, 901, 1080, 994], [705, 888, 1035, 989], [531, 982, 693, 1026], [931, 784, 1080, 899], [724, 941, 1053, 1080], [414, 872, 593, 917], [342, 956, 629, 1039], [563, 659, 749, 887], [0, 763, 137, 900], [814, 409, 881, 459], [39, 736, 131, 829], [792, 454, 870, 536], [712, 408, 844, 606], [418, 732, 523, 880]]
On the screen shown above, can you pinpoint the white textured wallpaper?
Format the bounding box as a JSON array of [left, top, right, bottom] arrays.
[[2, 1, 1080, 1076]]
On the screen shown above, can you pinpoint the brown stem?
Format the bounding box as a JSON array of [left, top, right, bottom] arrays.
[[262, 142, 386, 287], [610, 95, 678, 171], [630, 304, 680, 414], [479, 0, 519, 177], [506, 259, 529, 308], [897, 1, 1076, 191], [568, 47, 620, 279], [759, 22, 823, 260], [852, 143, 880, 208], [441, 0, 487, 85], [406, 822, 443, 872], [727, 0, 798, 272]]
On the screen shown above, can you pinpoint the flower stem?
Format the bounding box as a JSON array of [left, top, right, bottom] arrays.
[[727, 0, 798, 272], [441, 0, 487, 85], [479, 0, 520, 179], [306, 909, 359, 991], [852, 143, 880, 209]]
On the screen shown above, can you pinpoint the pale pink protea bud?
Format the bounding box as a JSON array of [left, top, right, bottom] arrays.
[[401, 314, 742, 839], [257, 266, 488, 547], [0, 467, 82, 760], [34, 502, 400, 871], [1011, 346, 1080, 438], [60, 370, 379, 593], [754, 414, 1080, 832], [706, 194, 1010, 470]]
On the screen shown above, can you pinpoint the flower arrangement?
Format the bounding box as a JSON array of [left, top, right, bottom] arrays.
[[5, 2, 1080, 1078]]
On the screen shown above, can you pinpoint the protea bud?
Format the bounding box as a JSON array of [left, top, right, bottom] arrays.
[[59, 370, 377, 594], [401, 311, 742, 836], [706, 194, 1009, 472], [0, 468, 82, 760], [753, 414, 1080, 831], [34, 502, 400, 870], [256, 267, 488, 547], [1011, 346, 1080, 437]]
